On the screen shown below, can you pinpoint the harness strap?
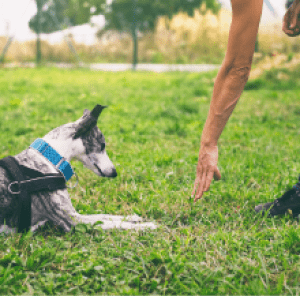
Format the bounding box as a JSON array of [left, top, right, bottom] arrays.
[[9, 164, 66, 193], [9, 176, 67, 194], [0, 156, 67, 233], [0, 156, 30, 233]]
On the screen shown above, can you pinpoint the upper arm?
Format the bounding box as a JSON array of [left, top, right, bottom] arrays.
[[224, 0, 263, 69]]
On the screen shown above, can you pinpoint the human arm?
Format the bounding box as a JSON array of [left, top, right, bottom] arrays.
[[193, 0, 263, 201]]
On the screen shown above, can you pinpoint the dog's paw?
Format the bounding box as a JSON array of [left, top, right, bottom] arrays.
[[120, 221, 157, 230], [98, 220, 157, 230]]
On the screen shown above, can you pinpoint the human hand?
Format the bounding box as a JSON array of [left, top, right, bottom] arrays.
[[283, 0, 300, 37], [192, 144, 221, 202]]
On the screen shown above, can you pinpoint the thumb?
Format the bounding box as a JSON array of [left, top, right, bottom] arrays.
[[290, 6, 300, 28], [290, 16, 296, 28], [213, 167, 221, 181]]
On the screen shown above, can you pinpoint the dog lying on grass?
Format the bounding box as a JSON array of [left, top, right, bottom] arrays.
[[0, 105, 156, 234]]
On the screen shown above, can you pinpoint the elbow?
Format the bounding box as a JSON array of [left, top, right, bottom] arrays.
[[231, 65, 251, 82], [214, 63, 251, 93], [225, 63, 251, 84]]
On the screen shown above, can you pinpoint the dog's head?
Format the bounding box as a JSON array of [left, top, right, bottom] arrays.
[[44, 105, 117, 178], [71, 105, 117, 178]]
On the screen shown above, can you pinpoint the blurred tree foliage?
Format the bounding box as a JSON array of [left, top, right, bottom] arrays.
[[29, 0, 220, 34], [103, 0, 221, 32], [29, 0, 105, 33], [29, 0, 221, 66], [102, 0, 221, 67]]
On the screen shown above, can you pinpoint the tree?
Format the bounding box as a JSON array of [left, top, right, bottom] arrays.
[[36, 0, 43, 64], [29, 0, 221, 67], [29, 0, 105, 64], [29, 0, 105, 34], [103, 0, 221, 69]]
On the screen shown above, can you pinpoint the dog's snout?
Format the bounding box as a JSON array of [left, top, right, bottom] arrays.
[[110, 169, 117, 178], [94, 163, 117, 178], [103, 167, 117, 178]]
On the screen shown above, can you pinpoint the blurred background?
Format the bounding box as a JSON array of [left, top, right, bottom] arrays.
[[0, 0, 297, 68]]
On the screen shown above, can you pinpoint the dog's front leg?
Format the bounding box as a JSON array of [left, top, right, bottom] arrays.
[[72, 213, 157, 230]]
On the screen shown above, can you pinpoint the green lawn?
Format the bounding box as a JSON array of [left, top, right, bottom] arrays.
[[0, 66, 300, 295]]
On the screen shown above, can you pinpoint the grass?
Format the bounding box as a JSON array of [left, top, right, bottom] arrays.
[[0, 66, 300, 295]]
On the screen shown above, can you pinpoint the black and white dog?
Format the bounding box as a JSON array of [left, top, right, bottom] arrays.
[[0, 105, 156, 234]]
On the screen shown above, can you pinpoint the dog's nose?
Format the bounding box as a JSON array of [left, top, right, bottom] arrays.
[[102, 167, 117, 178], [110, 169, 117, 178]]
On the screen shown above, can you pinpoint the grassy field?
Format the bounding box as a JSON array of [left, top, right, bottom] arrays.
[[0, 66, 300, 295]]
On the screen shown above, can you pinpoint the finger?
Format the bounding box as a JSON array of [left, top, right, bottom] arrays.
[[204, 169, 214, 191], [282, 21, 295, 35], [290, 6, 300, 28], [283, 10, 295, 34], [194, 187, 203, 202], [193, 175, 203, 202], [289, 3, 297, 29], [193, 179, 202, 202], [192, 163, 202, 193], [282, 18, 297, 35], [192, 175, 200, 197], [283, 9, 291, 28], [214, 167, 221, 181], [194, 188, 202, 202], [285, 29, 300, 37], [282, 19, 287, 31], [195, 169, 207, 201]]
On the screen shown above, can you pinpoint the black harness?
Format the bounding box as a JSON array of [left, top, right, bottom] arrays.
[[0, 156, 67, 233]]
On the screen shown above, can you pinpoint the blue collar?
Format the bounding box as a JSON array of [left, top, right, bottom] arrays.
[[30, 138, 74, 181]]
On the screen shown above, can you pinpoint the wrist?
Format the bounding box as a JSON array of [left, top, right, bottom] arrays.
[[200, 139, 218, 148]]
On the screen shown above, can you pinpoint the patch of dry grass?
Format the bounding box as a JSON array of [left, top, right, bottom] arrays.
[[0, 7, 299, 64]]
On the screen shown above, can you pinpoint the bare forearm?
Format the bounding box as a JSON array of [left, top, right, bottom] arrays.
[[193, 0, 263, 201], [201, 63, 250, 147]]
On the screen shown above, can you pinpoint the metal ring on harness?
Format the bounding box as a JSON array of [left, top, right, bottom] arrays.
[[67, 171, 79, 189], [8, 181, 21, 195]]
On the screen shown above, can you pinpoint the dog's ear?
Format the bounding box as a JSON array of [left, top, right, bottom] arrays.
[[74, 105, 107, 139], [90, 104, 107, 119]]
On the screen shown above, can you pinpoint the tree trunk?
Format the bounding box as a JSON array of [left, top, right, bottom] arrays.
[[0, 36, 13, 63], [131, 0, 138, 70], [36, 0, 42, 65]]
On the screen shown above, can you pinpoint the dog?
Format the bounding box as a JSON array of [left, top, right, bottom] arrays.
[[0, 105, 157, 234]]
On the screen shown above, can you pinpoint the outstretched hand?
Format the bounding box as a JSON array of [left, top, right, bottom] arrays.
[[192, 145, 221, 202], [283, 0, 300, 37]]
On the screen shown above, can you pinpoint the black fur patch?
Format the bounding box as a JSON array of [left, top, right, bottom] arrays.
[[82, 126, 106, 155]]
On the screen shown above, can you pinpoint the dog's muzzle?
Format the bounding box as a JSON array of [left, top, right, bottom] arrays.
[[94, 163, 117, 178], [89, 154, 117, 178]]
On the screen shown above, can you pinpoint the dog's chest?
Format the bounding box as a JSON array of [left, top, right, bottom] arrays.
[[0, 148, 62, 222], [0, 167, 15, 212]]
